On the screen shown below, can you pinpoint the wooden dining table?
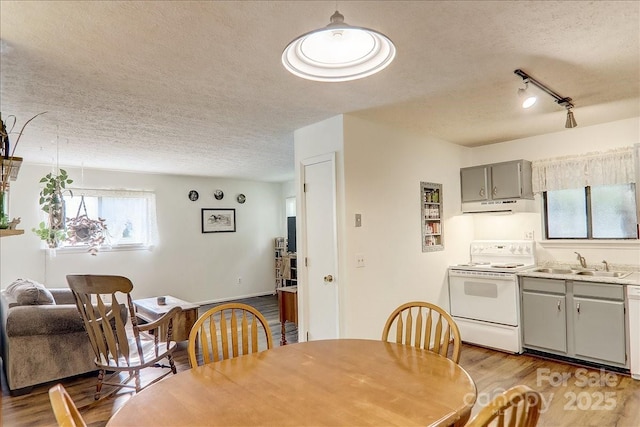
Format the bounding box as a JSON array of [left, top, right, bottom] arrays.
[[106, 339, 477, 427]]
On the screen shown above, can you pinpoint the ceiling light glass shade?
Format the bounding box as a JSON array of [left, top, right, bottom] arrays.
[[282, 11, 396, 82], [565, 109, 577, 128]]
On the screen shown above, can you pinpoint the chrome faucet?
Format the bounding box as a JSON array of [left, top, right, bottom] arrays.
[[574, 252, 587, 269], [602, 260, 610, 271]]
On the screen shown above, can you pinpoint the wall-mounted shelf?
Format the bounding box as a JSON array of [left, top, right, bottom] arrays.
[[0, 229, 24, 238], [420, 182, 443, 252]]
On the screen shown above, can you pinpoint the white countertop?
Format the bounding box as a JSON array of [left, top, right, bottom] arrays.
[[518, 269, 640, 286]]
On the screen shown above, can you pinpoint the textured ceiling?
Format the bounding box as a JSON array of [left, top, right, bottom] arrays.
[[1, 1, 638, 182]]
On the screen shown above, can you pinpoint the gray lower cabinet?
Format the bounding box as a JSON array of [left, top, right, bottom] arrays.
[[522, 278, 567, 352], [572, 283, 626, 365], [521, 277, 627, 367]]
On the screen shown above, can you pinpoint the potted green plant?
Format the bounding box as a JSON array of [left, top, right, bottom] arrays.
[[1, 112, 47, 228], [32, 169, 73, 248]]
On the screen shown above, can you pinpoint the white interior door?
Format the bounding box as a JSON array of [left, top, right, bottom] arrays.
[[302, 154, 338, 340]]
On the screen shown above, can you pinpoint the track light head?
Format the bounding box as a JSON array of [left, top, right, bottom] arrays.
[[518, 81, 537, 108], [565, 108, 577, 128]]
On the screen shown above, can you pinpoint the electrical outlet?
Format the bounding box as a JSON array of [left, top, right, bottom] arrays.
[[355, 253, 365, 268], [524, 231, 534, 240], [237, 277, 242, 285]]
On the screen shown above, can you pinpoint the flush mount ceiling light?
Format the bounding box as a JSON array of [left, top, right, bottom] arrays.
[[282, 10, 396, 82], [514, 69, 577, 128]]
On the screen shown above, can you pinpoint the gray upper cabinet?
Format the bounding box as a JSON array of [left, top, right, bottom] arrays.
[[460, 166, 489, 202], [461, 160, 533, 203]]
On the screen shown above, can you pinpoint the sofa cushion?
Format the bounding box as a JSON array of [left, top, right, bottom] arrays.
[[5, 279, 55, 307]]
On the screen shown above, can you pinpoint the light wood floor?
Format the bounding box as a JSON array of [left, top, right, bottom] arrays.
[[2, 294, 639, 427]]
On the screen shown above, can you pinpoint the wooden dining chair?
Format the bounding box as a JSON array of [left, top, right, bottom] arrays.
[[465, 385, 542, 427], [48, 384, 87, 427], [188, 302, 274, 367], [382, 301, 462, 363], [67, 274, 181, 400]]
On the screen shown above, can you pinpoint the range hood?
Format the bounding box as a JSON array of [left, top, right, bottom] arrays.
[[462, 199, 536, 213]]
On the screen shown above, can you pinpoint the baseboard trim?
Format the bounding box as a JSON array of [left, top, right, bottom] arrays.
[[195, 291, 275, 307]]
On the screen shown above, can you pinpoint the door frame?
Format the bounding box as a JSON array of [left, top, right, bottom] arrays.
[[297, 152, 339, 342]]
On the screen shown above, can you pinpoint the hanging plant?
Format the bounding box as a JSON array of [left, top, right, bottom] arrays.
[[32, 169, 73, 248], [1, 112, 47, 227], [65, 195, 109, 256]]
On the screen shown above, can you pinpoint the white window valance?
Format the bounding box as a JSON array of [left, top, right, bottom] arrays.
[[531, 145, 637, 193]]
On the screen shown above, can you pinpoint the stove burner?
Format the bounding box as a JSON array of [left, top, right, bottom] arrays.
[[491, 263, 525, 269]]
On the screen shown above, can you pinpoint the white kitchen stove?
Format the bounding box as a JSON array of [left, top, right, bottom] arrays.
[[448, 240, 536, 353]]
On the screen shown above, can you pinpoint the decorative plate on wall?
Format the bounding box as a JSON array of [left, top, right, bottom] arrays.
[[214, 190, 224, 200], [188, 190, 199, 201], [236, 194, 246, 204]]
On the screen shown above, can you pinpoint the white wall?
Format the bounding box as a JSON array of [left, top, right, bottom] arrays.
[[465, 117, 640, 269], [341, 116, 472, 339], [293, 114, 472, 340], [0, 164, 284, 303]]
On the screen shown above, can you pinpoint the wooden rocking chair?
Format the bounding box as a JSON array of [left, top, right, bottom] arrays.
[[67, 275, 181, 400]]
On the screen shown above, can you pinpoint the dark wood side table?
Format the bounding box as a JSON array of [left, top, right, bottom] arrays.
[[276, 286, 297, 345], [133, 296, 200, 341]]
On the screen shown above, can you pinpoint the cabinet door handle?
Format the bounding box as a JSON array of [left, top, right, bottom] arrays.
[[557, 300, 561, 311], [479, 188, 485, 197], [577, 303, 580, 314], [492, 186, 498, 196]]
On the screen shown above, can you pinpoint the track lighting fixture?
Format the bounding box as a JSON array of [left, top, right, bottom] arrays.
[[514, 69, 577, 128]]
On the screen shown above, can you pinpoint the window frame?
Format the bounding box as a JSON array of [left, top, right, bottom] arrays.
[[52, 188, 158, 253], [543, 184, 638, 240]]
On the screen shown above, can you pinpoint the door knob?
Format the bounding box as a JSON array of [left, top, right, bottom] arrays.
[[324, 275, 334, 283]]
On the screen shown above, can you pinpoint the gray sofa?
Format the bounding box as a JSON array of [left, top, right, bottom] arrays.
[[0, 281, 96, 394]]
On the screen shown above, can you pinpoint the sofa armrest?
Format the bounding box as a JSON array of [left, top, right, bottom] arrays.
[[50, 288, 76, 305], [5, 305, 86, 337]]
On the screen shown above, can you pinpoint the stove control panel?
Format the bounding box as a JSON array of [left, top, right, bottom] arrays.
[[469, 240, 536, 265]]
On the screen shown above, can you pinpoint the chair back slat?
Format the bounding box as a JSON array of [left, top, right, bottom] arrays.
[[382, 301, 462, 364], [230, 309, 239, 357], [403, 309, 413, 345], [241, 312, 249, 354], [432, 315, 443, 354], [395, 315, 404, 344], [424, 310, 433, 351], [414, 308, 423, 347], [250, 316, 258, 352], [220, 311, 230, 360], [188, 303, 273, 367]]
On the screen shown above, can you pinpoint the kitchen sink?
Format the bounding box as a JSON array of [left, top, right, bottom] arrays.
[[574, 271, 632, 278], [533, 268, 575, 274]]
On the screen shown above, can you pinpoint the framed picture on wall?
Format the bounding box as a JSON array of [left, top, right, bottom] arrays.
[[201, 208, 236, 233]]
